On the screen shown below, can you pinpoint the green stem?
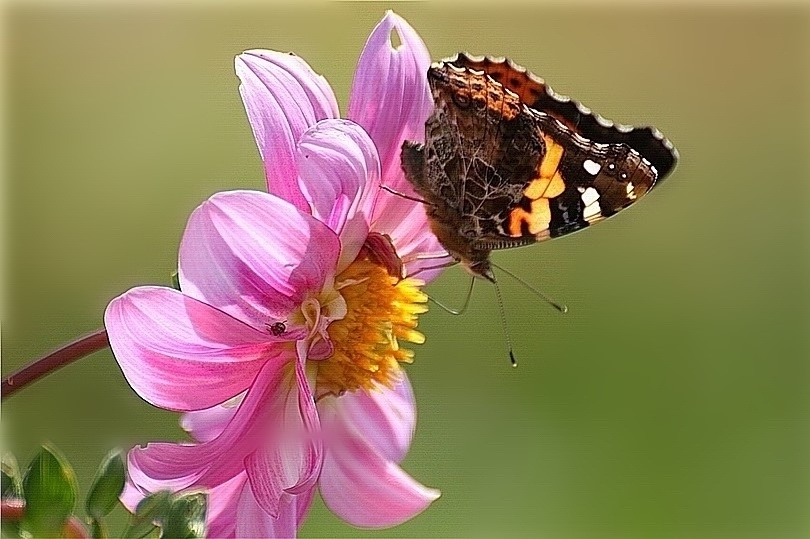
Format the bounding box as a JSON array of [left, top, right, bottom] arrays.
[[1, 329, 109, 401]]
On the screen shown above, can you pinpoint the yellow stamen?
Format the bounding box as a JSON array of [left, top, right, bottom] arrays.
[[316, 258, 428, 394]]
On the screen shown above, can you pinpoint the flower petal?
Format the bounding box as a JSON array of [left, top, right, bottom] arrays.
[[297, 119, 381, 271], [105, 286, 273, 411], [179, 190, 340, 331], [205, 472, 249, 539], [236, 484, 315, 539], [348, 11, 435, 239], [320, 424, 440, 529], [124, 471, 250, 538], [119, 458, 204, 513], [348, 11, 432, 192], [236, 50, 339, 212], [327, 374, 415, 463], [396, 230, 452, 284], [245, 341, 322, 517], [126, 356, 295, 492], [180, 396, 242, 443]]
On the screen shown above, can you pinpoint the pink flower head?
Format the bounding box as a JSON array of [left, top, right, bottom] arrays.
[[105, 11, 448, 538]]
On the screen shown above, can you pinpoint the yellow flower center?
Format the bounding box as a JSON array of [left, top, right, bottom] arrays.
[[315, 258, 428, 395]]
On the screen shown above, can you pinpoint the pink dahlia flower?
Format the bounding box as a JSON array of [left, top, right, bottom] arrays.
[[105, 11, 448, 538]]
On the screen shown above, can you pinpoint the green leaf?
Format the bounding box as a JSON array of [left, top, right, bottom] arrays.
[[1, 452, 23, 499], [171, 270, 181, 290], [86, 449, 126, 520], [159, 492, 207, 539], [121, 490, 171, 539], [20, 444, 78, 538]]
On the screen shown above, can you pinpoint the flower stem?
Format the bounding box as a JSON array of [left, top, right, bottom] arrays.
[[1, 329, 109, 401]]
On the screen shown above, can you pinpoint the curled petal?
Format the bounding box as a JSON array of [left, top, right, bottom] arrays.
[[205, 472, 249, 539], [245, 341, 322, 517], [120, 457, 204, 512], [236, 484, 315, 539], [236, 50, 338, 211], [179, 190, 340, 330], [328, 374, 416, 463], [124, 471, 250, 538], [105, 287, 273, 411], [320, 424, 440, 529], [181, 396, 242, 443], [297, 119, 381, 270], [127, 356, 295, 492]]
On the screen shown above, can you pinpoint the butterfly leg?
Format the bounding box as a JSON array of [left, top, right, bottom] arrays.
[[428, 276, 476, 316], [379, 185, 434, 206], [405, 258, 458, 279]]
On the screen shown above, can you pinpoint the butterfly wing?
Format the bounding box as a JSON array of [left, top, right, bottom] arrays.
[[408, 56, 677, 273], [476, 114, 661, 250], [447, 53, 679, 181]]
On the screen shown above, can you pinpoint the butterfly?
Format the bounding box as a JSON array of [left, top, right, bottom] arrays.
[[401, 53, 678, 282]]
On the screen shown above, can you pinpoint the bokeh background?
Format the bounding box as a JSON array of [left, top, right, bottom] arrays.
[[4, 3, 809, 537]]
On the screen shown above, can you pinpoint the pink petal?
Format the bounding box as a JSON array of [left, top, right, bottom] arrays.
[[348, 11, 432, 190], [236, 51, 338, 212], [245, 341, 322, 517], [127, 357, 295, 491], [297, 119, 381, 271], [179, 190, 340, 330], [319, 423, 440, 529], [347, 12, 434, 237], [236, 484, 315, 539], [327, 374, 416, 464], [123, 471, 249, 538], [396, 229, 452, 284], [121, 447, 205, 513], [105, 286, 274, 411], [243, 50, 339, 121], [346, 11, 445, 275], [205, 472, 249, 539], [180, 397, 242, 443]]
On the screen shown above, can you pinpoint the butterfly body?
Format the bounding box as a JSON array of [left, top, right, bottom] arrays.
[[401, 53, 678, 280]]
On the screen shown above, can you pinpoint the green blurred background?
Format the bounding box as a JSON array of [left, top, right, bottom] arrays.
[[4, 3, 809, 537]]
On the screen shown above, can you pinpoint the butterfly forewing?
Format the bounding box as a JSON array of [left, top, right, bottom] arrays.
[[446, 52, 679, 180], [401, 53, 678, 278]]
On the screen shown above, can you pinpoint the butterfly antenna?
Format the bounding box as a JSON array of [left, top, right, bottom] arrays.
[[491, 262, 568, 314], [489, 272, 518, 367], [428, 276, 475, 316]]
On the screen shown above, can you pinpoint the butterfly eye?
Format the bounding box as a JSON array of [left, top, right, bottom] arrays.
[[453, 92, 472, 109]]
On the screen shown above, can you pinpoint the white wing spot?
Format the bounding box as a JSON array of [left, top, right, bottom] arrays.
[[582, 187, 600, 206], [583, 187, 602, 219], [583, 159, 601, 175]]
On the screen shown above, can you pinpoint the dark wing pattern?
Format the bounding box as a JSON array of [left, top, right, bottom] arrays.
[[447, 52, 679, 181], [401, 54, 678, 278]]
